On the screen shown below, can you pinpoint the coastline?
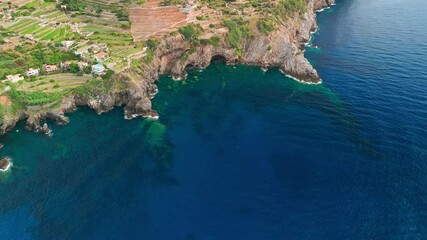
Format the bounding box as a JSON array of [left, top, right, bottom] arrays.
[[0, 0, 336, 141], [3, 0, 427, 238]]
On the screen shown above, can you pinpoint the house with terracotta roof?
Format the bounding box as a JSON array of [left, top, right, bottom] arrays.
[[94, 52, 108, 62]]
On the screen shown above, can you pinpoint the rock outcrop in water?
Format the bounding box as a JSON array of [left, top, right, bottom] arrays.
[[0, 156, 11, 171], [0, 0, 334, 136]]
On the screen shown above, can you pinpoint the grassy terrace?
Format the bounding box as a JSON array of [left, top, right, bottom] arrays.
[[0, 72, 89, 120], [6, 13, 76, 43], [8, 20, 75, 43], [17, 73, 92, 93]]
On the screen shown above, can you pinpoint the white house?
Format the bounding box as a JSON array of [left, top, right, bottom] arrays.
[[75, 47, 89, 56], [24, 34, 34, 40], [61, 40, 74, 48], [91, 64, 106, 75], [4, 74, 24, 83], [26, 68, 40, 77]]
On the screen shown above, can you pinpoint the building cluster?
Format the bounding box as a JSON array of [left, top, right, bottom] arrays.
[[60, 60, 88, 70], [1, 67, 42, 83], [75, 44, 109, 63], [2, 60, 107, 83]]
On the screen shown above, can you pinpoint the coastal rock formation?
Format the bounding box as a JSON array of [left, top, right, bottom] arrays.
[[0, 156, 11, 171], [25, 115, 51, 134], [0, 113, 24, 135], [116, 0, 336, 120], [314, 0, 335, 10], [135, 0, 335, 85]]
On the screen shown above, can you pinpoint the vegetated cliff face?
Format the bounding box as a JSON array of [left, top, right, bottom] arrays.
[[0, 0, 335, 135], [122, 0, 336, 117]]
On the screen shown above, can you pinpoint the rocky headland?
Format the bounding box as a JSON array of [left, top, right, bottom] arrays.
[[0, 0, 334, 137]]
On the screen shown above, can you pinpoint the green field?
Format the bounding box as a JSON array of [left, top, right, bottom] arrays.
[[17, 73, 92, 93], [7, 19, 75, 43]]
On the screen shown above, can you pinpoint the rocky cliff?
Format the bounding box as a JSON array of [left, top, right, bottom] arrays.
[[122, 0, 335, 118], [0, 0, 335, 136]]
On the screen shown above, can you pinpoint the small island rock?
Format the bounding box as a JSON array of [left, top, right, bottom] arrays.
[[0, 156, 11, 172]]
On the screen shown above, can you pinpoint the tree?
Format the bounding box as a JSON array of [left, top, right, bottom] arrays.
[[69, 62, 79, 73]]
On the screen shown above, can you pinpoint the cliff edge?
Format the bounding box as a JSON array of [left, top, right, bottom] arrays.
[[0, 0, 335, 135]]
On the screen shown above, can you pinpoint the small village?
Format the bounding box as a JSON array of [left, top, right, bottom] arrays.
[[1, 40, 109, 84], [0, 0, 150, 91], [0, 0, 193, 127]]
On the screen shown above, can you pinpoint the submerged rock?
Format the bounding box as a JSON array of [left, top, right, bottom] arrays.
[[144, 122, 172, 169]]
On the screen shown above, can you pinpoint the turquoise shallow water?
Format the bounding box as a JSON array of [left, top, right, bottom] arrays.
[[1, 0, 427, 239]]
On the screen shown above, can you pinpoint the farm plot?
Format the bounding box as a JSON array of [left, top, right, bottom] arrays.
[[7, 18, 75, 43], [81, 25, 133, 46], [129, 4, 188, 41], [18, 73, 92, 93], [7, 18, 39, 32], [0, 0, 33, 8]]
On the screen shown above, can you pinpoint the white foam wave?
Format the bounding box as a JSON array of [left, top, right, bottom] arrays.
[[279, 69, 322, 85]]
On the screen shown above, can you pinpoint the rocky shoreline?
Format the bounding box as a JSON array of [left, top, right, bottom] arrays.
[[0, 0, 335, 138]]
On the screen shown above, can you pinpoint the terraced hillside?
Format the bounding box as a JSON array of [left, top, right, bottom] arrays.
[[7, 17, 76, 43], [129, 5, 188, 40], [0, 0, 32, 8]]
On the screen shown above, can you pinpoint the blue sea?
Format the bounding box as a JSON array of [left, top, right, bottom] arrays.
[[1, 0, 427, 239]]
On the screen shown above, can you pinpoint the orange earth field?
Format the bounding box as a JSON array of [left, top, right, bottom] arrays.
[[129, 0, 189, 41]]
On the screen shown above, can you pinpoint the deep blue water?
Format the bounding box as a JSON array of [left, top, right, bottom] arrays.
[[1, 0, 427, 239]]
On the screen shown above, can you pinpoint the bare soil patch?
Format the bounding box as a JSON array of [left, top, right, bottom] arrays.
[[0, 96, 12, 107], [130, 0, 188, 41]]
